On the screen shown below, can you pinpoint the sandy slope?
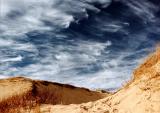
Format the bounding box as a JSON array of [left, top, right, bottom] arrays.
[[0, 48, 160, 113], [46, 48, 160, 113]]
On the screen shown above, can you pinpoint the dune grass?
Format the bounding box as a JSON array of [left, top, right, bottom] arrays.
[[0, 83, 58, 113]]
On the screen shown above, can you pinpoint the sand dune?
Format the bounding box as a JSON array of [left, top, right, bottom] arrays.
[[0, 77, 107, 113], [0, 48, 160, 113]]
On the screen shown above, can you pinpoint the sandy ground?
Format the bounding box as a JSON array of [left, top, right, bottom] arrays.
[[0, 48, 160, 113], [0, 77, 32, 101]]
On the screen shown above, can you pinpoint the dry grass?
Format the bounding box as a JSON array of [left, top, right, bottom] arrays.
[[133, 47, 160, 80], [0, 91, 38, 113], [0, 82, 59, 113]]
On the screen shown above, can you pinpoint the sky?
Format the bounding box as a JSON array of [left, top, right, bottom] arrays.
[[0, 0, 160, 90]]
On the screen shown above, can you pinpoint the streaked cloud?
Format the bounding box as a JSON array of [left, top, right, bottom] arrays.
[[0, 0, 159, 90]]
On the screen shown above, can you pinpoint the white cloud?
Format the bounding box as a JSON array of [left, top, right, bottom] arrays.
[[0, 0, 111, 36], [1, 55, 23, 62], [0, 37, 37, 52], [0, 39, 113, 88], [120, 0, 159, 22]]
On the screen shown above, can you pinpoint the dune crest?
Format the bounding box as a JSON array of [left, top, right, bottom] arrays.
[[0, 48, 160, 113]]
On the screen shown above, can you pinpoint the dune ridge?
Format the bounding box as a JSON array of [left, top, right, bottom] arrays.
[[0, 48, 160, 113], [0, 77, 107, 113]]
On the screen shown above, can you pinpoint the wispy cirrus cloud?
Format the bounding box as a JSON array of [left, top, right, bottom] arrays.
[[0, 0, 111, 36], [0, 0, 159, 90]]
